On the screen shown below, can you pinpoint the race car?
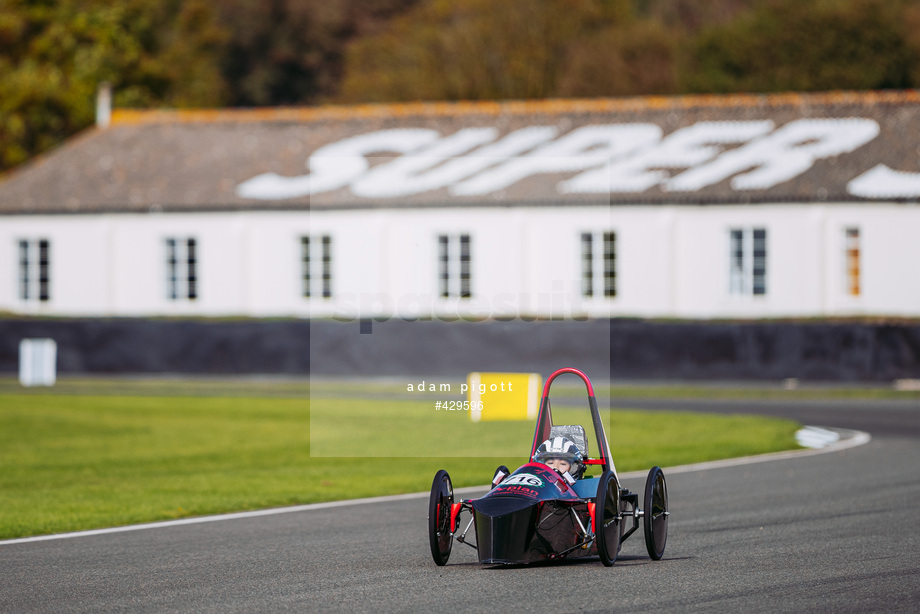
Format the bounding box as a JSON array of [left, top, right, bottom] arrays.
[[428, 367, 669, 566]]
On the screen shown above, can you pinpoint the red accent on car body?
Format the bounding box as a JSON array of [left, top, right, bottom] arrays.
[[450, 502, 463, 533]]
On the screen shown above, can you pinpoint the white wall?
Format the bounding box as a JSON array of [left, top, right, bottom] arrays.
[[822, 205, 920, 317], [1, 216, 111, 316], [105, 212, 251, 316], [1, 203, 917, 319], [671, 204, 827, 318]]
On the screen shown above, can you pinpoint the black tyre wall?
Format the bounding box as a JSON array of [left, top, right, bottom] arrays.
[[1, 317, 918, 380]]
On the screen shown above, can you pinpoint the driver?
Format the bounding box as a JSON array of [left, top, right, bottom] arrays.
[[533, 436, 585, 482]]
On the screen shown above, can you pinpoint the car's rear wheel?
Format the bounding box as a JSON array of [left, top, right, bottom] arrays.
[[428, 469, 454, 566], [643, 466, 669, 560], [595, 470, 621, 566]]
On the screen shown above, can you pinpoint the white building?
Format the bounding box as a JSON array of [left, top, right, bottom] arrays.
[[1, 91, 919, 321]]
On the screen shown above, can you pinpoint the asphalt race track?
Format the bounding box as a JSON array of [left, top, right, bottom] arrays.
[[2, 398, 918, 613]]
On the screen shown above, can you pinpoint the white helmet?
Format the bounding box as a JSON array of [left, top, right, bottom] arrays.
[[533, 436, 584, 479]]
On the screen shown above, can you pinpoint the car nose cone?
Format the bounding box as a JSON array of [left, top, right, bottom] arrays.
[[471, 497, 541, 564]]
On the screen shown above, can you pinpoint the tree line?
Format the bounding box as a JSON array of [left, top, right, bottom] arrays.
[[2, 0, 919, 173]]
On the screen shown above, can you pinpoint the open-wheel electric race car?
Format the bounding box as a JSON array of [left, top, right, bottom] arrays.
[[428, 367, 669, 566]]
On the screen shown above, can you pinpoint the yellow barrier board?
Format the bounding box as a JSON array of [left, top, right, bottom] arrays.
[[466, 372, 541, 422]]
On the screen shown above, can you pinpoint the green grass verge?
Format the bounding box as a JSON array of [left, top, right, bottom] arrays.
[[0, 383, 803, 540], [2, 375, 917, 400]]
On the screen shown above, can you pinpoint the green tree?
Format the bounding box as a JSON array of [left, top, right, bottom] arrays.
[[682, 0, 920, 93], [558, 18, 680, 97], [6, 0, 920, 175], [215, 0, 420, 106], [338, 0, 640, 103], [0, 0, 226, 172], [633, 0, 757, 30], [336, 0, 770, 102]]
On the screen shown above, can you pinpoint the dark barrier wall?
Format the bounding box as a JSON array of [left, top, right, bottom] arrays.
[[1, 317, 919, 381]]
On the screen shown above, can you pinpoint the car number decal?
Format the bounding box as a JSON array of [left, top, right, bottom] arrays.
[[502, 473, 543, 487]]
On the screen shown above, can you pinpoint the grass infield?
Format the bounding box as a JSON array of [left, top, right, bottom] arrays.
[[0, 377, 811, 540]]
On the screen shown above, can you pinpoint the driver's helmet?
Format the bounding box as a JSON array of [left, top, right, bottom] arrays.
[[533, 436, 584, 479]]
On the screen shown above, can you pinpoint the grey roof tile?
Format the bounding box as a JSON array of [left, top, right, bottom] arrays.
[[2, 91, 919, 214]]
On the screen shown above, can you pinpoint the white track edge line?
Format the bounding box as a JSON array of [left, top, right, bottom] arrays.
[[0, 426, 870, 547]]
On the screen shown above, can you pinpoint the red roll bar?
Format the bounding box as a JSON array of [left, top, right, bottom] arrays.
[[530, 367, 616, 478]]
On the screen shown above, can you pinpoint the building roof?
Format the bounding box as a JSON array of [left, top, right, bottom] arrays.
[[2, 90, 920, 215]]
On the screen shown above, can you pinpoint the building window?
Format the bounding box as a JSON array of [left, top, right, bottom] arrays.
[[844, 227, 860, 297], [166, 237, 197, 301], [729, 228, 767, 296], [581, 231, 616, 298], [18, 238, 50, 302], [301, 235, 332, 298], [438, 234, 471, 298]]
